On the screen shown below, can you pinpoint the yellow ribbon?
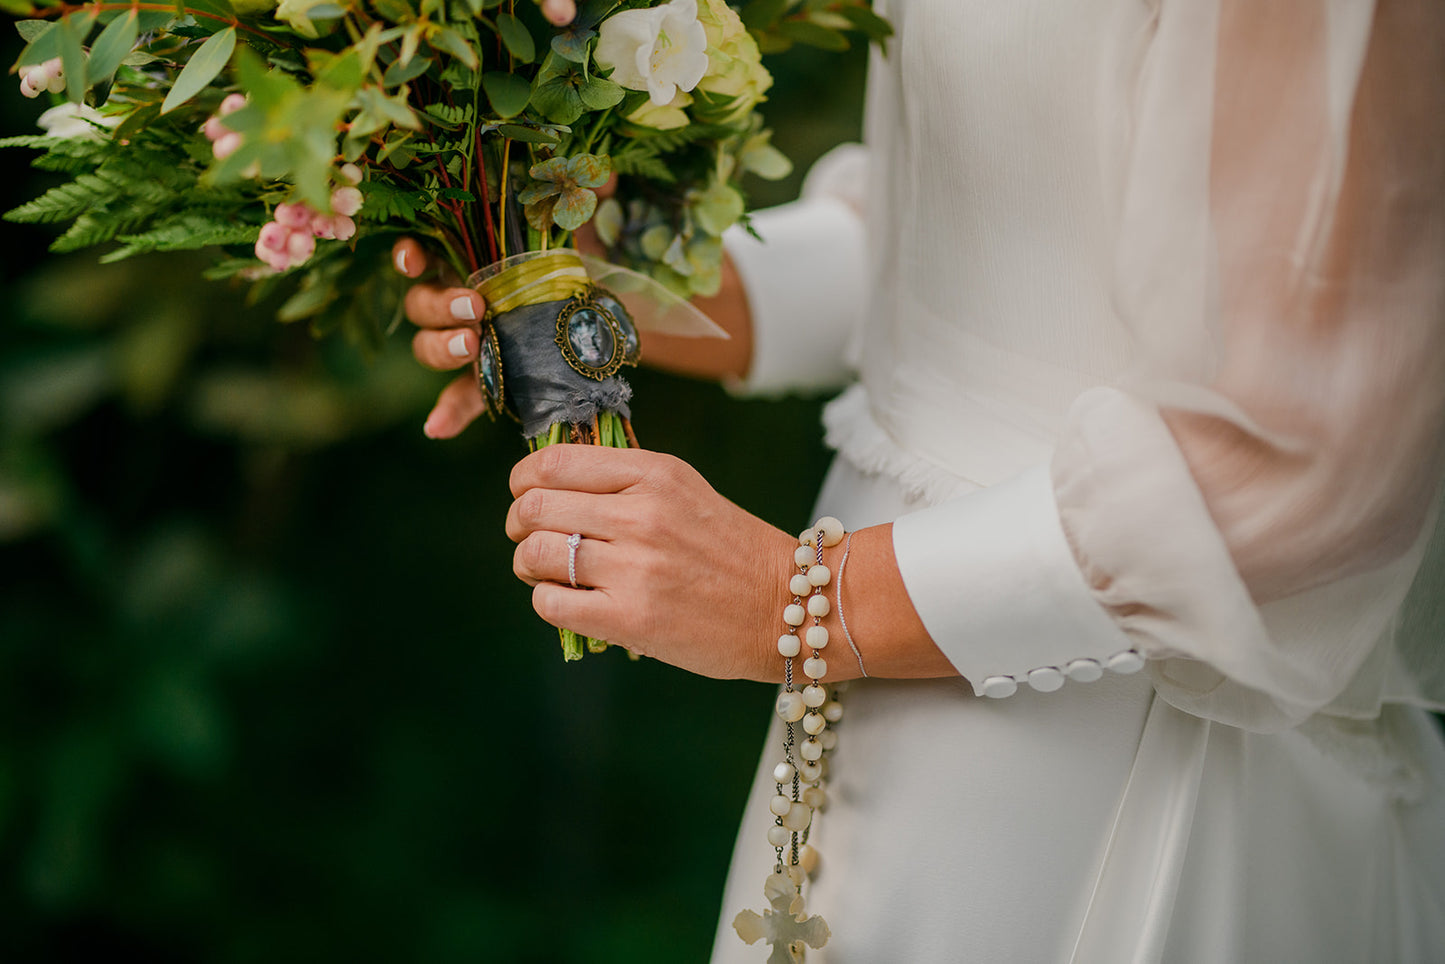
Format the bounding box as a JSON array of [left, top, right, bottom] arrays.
[[478, 252, 592, 319]]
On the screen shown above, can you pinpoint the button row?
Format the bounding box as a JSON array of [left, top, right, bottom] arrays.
[[979, 649, 1144, 699]]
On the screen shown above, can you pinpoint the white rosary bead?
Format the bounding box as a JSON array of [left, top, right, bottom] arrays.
[[802, 684, 828, 707], [803, 656, 828, 679], [773, 761, 796, 784], [799, 844, 821, 875], [767, 824, 791, 848], [798, 760, 824, 782], [822, 700, 844, 723], [813, 516, 845, 547], [805, 625, 830, 649], [798, 528, 818, 546], [783, 604, 807, 627], [793, 545, 815, 567], [789, 573, 813, 597], [783, 801, 813, 831], [807, 564, 831, 587], [807, 594, 831, 618], [802, 712, 827, 735], [775, 690, 806, 722], [819, 730, 838, 751], [799, 738, 824, 762], [777, 634, 801, 658], [769, 794, 792, 817], [802, 786, 827, 809]]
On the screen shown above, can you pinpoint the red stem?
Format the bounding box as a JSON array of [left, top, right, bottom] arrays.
[[475, 127, 501, 264], [434, 157, 479, 274]]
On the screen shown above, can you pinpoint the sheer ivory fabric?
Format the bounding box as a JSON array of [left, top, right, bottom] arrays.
[[734, 0, 1445, 731], [713, 0, 1445, 958]]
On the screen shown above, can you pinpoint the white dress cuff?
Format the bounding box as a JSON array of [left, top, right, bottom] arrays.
[[722, 193, 867, 397], [892, 465, 1141, 698]]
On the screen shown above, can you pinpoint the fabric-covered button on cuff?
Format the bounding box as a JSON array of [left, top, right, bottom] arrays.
[[980, 676, 1018, 699], [1065, 658, 1104, 682], [1106, 650, 1145, 674], [1027, 667, 1065, 692]]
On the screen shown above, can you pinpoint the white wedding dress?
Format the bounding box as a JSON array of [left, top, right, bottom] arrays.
[[709, 0, 1445, 960]]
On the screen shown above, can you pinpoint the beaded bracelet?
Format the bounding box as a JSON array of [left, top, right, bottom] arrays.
[[733, 517, 847, 961]]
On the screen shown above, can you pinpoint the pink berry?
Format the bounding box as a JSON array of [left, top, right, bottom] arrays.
[[330, 186, 363, 217], [212, 132, 242, 160], [219, 93, 246, 115], [257, 221, 290, 253], [541, 0, 576, 26], [285, 230, 315, 263], [274, 202, 313, 229], [329, 215, 357, 241]]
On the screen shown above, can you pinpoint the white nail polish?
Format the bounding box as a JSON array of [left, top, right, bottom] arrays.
[[448, 332, 470, 358], [394, 248, 408, 274], [450, 296, 477, 321]]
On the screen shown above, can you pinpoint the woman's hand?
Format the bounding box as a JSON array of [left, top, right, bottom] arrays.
[[392, 237, 488, 439], [507, 443, 797, 680]]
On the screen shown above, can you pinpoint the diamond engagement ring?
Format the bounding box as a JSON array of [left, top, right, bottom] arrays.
[[566, 532, 582, 588]]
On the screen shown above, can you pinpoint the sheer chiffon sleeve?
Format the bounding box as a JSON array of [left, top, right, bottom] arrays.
[[1050, 0, 1445, 728]]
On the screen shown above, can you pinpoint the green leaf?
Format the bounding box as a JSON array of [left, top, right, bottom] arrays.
[[741, 0, 788, 30], [775, 19, 849, 51], [691, 182, 744, 236], [428, 27, 479, 70], [316, 47, 365, 90], [18, 20, 59, 66], [838, 4, 894, 41], [303, 3, 346, 20], [15, 20, 51, 42], [496, 12, 535, 63], [58, 14, 89, 104], [381, 55, 431, 87], [186, 0, 238, 20], [496, 123, 559, 145], [577, 76, 624, 111], [482, 71, 532, 118], [4, 174, 109, 224], [86, 10, 139, 90], [162, 27, 236, 114]]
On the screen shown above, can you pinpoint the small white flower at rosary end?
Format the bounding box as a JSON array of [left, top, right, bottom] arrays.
[[37, 103, 119, 141], [594, 0, 710, 107]]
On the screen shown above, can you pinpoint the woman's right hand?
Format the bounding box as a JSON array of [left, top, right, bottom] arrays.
[[393, 237, 488, 439]]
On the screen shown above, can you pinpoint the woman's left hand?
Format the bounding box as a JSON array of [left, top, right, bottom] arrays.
[[507, 443, 796, 680]]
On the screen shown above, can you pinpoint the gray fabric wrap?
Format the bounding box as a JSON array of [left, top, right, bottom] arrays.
[[494, 299, 632, 439]]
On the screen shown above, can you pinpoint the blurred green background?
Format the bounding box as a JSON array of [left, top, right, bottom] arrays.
[[0, 31, 867, 964]]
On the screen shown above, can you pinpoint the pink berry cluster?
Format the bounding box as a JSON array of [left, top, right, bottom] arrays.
[[253, 166, 365, 273], [19, 58, 66, 98], [202, 93, 247, 160]]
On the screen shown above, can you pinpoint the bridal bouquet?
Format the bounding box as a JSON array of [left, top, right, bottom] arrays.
[[4, 0, 889, 658]]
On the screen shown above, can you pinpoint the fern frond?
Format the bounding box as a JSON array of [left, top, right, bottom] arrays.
[[4, 174, 113, 224]]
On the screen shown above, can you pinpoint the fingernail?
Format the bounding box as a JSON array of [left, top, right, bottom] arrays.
[[394, 248, 409, 274], [450, 295, 477, 321], [423, 414, 442, 439], [448, 332, 471, 358]]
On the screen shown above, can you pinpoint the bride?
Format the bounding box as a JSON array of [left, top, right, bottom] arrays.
[[397, 0, 1445, 959]]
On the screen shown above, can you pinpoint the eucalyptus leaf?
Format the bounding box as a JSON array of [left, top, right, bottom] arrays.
[[381, 54, 431, 88], [482, 71, 532, 119], [15, 19, 51, 43], [303, 3, 346, 20], [427, 27, 479, 71], [57, 14, 89, 104], [496, 12, 535, 63], [162, 27, 236, 114], [85, 10, 139, 89]]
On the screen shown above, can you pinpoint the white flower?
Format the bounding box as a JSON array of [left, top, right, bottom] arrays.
[[36, 103, 119, 140], [594, 0, 709, 107]]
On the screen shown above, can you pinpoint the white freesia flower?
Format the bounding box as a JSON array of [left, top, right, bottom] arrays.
[[37, 103, 119, 141], [594, 0, 709, 107]]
